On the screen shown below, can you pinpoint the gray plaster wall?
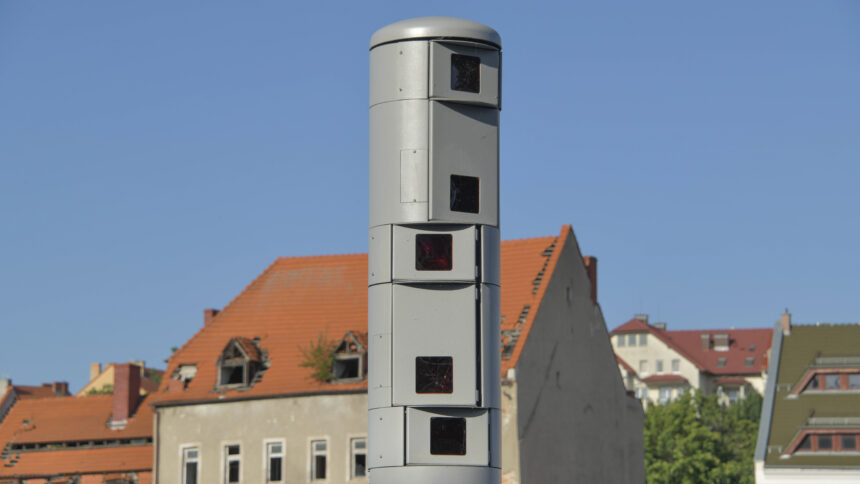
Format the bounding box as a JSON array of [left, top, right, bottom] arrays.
[[515, 234, 645, 483]]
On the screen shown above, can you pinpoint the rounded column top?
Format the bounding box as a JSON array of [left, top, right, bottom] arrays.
[[370, 17, 501, 50]]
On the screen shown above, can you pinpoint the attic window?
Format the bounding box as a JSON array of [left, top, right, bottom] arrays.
[[745, 357, 755, 367], [717, 358, 727, 368], [216, 338, 261, 389], [332, 331, 367, 383]]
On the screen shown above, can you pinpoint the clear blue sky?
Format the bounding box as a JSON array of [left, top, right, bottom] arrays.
[[1, 1, 858, 391]]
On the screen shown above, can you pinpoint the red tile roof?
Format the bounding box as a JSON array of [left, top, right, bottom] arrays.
[[641, 374, 688, 384], [611, 319, 772, 375], [0, 394, 152, 477], [153, 226, 579, 406], [0, 446, 151, 478]]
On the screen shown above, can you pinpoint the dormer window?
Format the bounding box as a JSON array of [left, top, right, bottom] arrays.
[[332, 331, 367, 383], [217, 337, 262, 389]]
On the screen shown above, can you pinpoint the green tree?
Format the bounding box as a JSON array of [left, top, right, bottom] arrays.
[[644, 391, 761, 484], [298, 332, 337, 382]]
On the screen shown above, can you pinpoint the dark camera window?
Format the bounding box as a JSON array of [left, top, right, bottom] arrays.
[[842, 435, 857, 450], [451, 54, 480, 93], [415, 234, 453, 271], [416, 357, 453, 394], [430, 417, 467, 455], [818, 435, 833, 450], [450, 175, 479, 214]]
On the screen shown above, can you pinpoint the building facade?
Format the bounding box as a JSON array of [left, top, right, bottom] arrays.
[[611, 315, 772, 407], [151, 226, 644, 484], [755, 313, 860, 482]]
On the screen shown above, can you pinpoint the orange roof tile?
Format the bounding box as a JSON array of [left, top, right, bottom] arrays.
[[0, 395, 151, 446], [0, 446, 151, 477], [153, 226, 578, 405]]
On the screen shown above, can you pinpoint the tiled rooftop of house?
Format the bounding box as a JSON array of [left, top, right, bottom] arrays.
[[611, 318, 772, 375], [153, 225, 585, 406]]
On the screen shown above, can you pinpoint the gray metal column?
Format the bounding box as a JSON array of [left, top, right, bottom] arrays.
[[368, 17, 502, 484]]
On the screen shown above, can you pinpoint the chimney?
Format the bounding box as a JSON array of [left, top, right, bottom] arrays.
[[0, 379, 9, 398], [131, 361, 146, 377], [90, 363, 102, 381], [51, 382, 69, 396], [583, 256, 597, 305], [204, 308, 220, 326], [780, 309, 791, 336], [634, 314, 649, 324], [653, 322, 667, 330], [110, 363, 141, 428]]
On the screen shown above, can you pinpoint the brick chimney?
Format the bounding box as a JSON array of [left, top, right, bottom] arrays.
[[780, 309, 791, 336], [51, 381, 69, 396], [110, 363, 141, 428], [583, 256, 597, 305], [90, 363, 102, 381], [204, 308, 220, 326]]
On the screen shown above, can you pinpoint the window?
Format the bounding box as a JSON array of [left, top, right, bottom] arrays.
[[266, 442, 284, 482], [331, 331, 367, 383], [671, 359, 680, 374], [183, 447, 200, 484], [618, 335, 625, 347], [842, 435, 857, 451], [627, 334, 637, 347], [430, 417, 467, 455], [806, 375, 820, 391], [656, 360, 664, 375], [851, 374, 860, 389], [797, 435, 812, 450], [415, 234, 453, 271], [416, 357, 453, 394], [224, 444, 240, 483], [728, 390, 739, 404], [350, 438, 367, 479], [659, 387, 671, 404], [311, 440, 327, 480], [639, 360, 648, 375], [450, 175, 479, 213], [639, 334, 647, 346], [217, 338, 260, 388], [451, 54, 480, 93], [745, 357, 755, 367], [826, 374, 841, 389], [635, 387, 647, 399], [818, 435, 833, 451], [717, 358, 727, 367]]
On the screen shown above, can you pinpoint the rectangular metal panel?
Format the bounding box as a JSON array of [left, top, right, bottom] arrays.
[[481, 284, 501, 409], [392, 225, 476, 282], [428, 101, 499, 226], [369, 100, 430, 227], [369, 407, 405, 468], [369, 225, 392, 285], [392, 284, 477, 406], [429, 41, 500, 108], [368, 332, 392, 409], [405, 407, 489, 466], [370, 41, 429, 107], [481, 226, 500, 286], [400, 149, 428, 203]]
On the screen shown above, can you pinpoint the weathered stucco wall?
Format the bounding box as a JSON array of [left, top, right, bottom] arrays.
[[155, 393, 368, 484], [515, 234, 645, 484]]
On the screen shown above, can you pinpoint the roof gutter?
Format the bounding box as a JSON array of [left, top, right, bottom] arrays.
[[754, 321, 784, 463], [150, 388, 367, 409]]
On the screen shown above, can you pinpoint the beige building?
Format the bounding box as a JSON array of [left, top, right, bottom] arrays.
[[611, 314, 772, 408], [151, 226, 644, 484]]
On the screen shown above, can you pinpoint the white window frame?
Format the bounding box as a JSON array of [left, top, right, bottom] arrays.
[[617, 334, 625, 347], [308, 437, 329, 481], [347, 436, 367, 480], [180, 443, 202, 484], [656, 360, 664, 375], [639, 333, 647, 346], [627, 334, 637, 347], [659, 387, 671, 404], [221, 441, 242, 484], [639, 360, 648, 376], [263, 438, 286, 483], [671, 359, 680, 374]]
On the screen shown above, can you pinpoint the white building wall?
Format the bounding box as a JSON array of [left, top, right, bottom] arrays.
[[755, 461, 860, 483]]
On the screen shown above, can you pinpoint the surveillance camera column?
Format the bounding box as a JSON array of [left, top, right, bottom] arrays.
[[367, 17, 502, 484]]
